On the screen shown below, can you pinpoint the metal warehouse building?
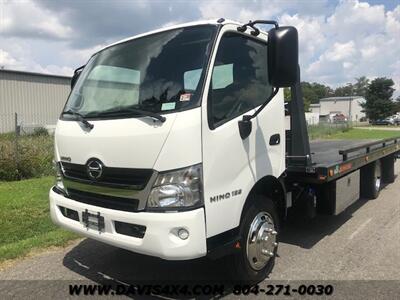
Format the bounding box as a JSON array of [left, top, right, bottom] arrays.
[[309, 96, 366, 122], [0, 69, 71, 133]]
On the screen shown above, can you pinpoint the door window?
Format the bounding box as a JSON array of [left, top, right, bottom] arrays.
[[208, 32, 272, 128]]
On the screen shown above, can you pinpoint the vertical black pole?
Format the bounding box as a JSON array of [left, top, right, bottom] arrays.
[[289, 66, 312, 166]]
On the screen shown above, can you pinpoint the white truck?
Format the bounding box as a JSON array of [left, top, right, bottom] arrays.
[[50, 19, 399, 283]]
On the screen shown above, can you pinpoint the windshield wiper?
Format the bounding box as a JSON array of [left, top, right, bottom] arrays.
[[94, 108, 166, 123], [61, 110, 94, 129]]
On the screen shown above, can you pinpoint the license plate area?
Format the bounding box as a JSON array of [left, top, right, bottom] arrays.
[[82, 209, 105, 232]]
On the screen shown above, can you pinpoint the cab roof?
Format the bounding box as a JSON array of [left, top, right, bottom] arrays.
[[94, 19, 268, 56]]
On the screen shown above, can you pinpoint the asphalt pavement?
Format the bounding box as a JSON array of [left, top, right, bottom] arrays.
[[1, 163, 399, 299]]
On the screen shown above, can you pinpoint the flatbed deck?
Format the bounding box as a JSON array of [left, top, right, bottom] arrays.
[[287, 137, 400, 184], [310, 139, 376, 166]]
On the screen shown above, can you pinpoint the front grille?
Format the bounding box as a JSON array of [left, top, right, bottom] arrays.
[[67, 189, 140, 212], [60, 162, 153, 189]]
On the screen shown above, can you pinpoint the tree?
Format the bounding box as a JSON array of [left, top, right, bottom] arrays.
[[333, 77, 369, 97], [284, 87, 291, 102], [395, 96, 400, 114], [283, 82, 334, 111], [283, 86, 311, 112], [362, 77, 395, 120], [300, 82, 333, 111], [334, 84, 354, 97], [301, 82, 315, 111], [353, 76, 369, 97]]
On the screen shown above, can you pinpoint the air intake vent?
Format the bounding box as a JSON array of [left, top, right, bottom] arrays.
[[115, 221, 146, 238]]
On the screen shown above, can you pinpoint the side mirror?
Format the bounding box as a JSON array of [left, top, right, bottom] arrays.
[[71, 65, 84, 89], [268, 26, 298, 87]]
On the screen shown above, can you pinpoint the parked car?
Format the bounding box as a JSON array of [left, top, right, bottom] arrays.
[[393, 115, 400, 125], [372, 117, 395, 125], [332, 113, 348, 123]]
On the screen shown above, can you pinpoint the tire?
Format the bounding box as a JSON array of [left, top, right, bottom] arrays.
[[381, 154, 395, 184], [228, 195, 279, 284], [360, 160, 381, 199]]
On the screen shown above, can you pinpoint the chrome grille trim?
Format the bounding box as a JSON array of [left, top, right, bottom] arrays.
[[62, 171, 158, 211], [60, 161, 153, 189]]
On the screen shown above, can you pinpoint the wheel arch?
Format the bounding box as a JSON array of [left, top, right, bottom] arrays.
[[240, 175, 287, 223]]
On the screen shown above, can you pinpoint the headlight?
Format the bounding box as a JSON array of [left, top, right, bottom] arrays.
[[54, 161, 65, 192], [147, 164, 203, 210]]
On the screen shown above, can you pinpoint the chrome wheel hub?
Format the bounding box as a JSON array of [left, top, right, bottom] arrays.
[[375, 178, 381, 191], [375, 162, 381, 191], [246, 212, 277, 271]]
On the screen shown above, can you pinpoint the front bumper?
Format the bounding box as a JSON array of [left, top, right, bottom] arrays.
[[49, 188, 207, 260]]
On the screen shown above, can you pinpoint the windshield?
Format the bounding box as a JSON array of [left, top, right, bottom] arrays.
[[63, 25, 217, 119]]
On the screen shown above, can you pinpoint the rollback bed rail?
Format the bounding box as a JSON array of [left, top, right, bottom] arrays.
[[286, 136, 400, 184], [339, 137, 400, 161]]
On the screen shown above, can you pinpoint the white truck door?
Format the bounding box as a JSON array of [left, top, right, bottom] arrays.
[[201, 26, 285, 238]]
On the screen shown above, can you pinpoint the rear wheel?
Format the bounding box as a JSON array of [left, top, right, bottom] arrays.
[[381, 154, 395, 184], [229, 195, 279, 283], [360, 160, 381, 199]]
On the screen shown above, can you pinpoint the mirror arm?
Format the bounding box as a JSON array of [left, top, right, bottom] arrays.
[[71, 65, 85, 89], [237, 20, 279, 33], [247, 87, 279, 121], [250, 20, 279, 29], [238, 88, 279, 140], [74, 65, 85, 74]]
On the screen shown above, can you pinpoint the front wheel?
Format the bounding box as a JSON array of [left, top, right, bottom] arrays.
[[229, 196, 279, 283]]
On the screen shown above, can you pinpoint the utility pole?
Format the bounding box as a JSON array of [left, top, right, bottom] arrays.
[[346, 83, 353, 124]]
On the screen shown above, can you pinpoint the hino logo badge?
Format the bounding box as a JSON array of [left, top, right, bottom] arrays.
[[86, 159, 104, 180]]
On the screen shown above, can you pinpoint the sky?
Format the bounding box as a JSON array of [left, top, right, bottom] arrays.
[[1, 0, 399, 95]]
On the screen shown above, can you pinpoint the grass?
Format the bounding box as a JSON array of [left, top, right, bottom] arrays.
[[0, 176, 79, 263], [308, 122, 400, 140], [308, 123, 350, 140], [326, 128, 400, 140]]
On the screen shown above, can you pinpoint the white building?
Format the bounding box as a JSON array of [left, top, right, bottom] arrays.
[[309, 96, 366, 122], [0, 69, 71, 133]]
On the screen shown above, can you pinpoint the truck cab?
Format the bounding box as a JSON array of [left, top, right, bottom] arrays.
[[50, 18, 312, 282]]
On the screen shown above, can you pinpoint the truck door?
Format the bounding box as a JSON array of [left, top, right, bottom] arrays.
[[201, 26, 285, 238]]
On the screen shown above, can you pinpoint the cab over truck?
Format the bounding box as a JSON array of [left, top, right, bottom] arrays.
[[50, 19, 400, 283]]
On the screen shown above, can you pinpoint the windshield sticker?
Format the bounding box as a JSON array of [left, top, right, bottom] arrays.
[[161, 102, 176, 111], [179, 93, 192, 102]]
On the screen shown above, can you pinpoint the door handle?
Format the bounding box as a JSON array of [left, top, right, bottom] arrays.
[[269, 134, 280, 145]]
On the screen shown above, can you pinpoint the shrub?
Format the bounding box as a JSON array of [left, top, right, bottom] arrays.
[[31, 127, 49, 137], [0, 134, 54, 181]]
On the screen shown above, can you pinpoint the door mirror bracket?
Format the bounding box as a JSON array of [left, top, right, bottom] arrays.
[[71, 65, 85, 89], [237, 88, 279, 140], [238, 115, 252, 140]]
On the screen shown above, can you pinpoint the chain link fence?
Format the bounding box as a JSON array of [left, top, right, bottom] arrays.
[[307, 121, 352, 140], [0, 113, 54, 181]]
